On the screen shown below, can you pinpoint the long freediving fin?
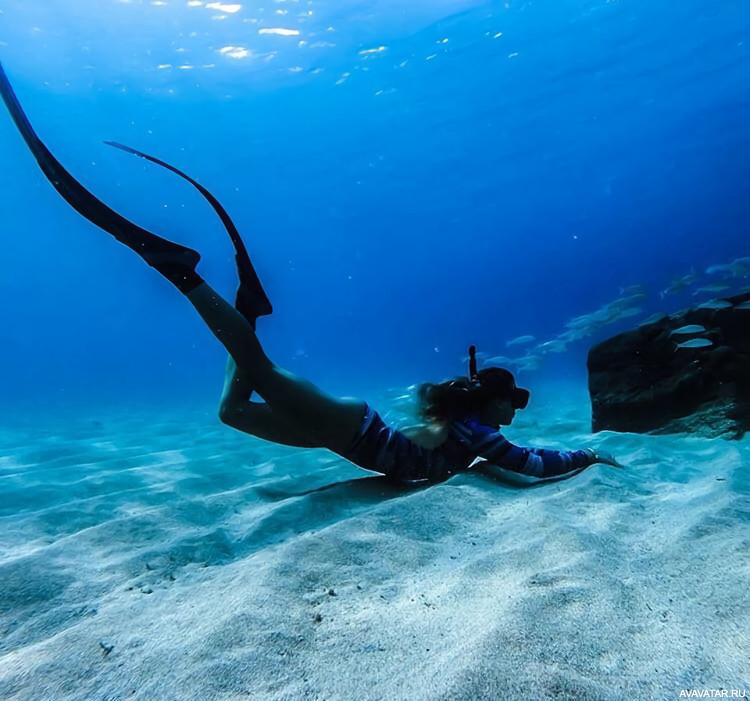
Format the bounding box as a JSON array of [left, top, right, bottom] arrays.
[[104, 140, 272, 325], [0, 62, 201, 284]]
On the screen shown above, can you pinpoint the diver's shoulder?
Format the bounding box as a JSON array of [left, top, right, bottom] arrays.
[[448, 413, 492, 439], [401, 422, 449, 449]]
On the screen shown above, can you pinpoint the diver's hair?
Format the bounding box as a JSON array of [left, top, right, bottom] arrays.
[[417, 368, 514, 422]]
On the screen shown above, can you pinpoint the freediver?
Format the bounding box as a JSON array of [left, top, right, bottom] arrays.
[[0, 64, 624, 484]]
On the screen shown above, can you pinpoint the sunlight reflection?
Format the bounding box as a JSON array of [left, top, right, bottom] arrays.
[[258, 28, 300, 36], [206, 2, 242, 11], [218, 45, 252, 58], [358, 46, 387, 56]]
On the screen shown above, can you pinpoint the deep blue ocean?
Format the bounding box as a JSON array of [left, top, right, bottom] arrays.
[[1, 4, 750, 698], [0, 0, 747, 410]]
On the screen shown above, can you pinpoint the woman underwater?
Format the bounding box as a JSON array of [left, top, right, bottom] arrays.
[[0, 64, 623, 484]]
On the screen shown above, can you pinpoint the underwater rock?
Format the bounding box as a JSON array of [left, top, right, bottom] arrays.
[[587, 291, 750, 439]]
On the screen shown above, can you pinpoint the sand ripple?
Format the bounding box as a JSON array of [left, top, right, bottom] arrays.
[[1, 400, 748, 699]]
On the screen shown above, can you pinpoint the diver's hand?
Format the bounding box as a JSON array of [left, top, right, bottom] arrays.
[[584, 448, 626, 469]]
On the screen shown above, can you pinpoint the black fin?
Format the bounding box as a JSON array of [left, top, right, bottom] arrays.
[[0, 63, 201, 282], [105, 141, 273, 325]]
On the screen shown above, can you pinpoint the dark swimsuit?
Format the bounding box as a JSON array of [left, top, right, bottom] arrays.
[[337, 405, 594, 483]]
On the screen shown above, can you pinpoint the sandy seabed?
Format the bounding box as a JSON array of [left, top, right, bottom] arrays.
[[0, 389, 748, 700]]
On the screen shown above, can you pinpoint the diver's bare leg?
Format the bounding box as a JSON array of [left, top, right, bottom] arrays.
[[221, 354, 253, 406], [218, 355, 322, 447], [0, 69, 361, 451], [186, 283, 365, 453]]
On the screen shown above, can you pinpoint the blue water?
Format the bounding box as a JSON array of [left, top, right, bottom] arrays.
[[1, 4, 750, 698], [0, 0, 748, 402]]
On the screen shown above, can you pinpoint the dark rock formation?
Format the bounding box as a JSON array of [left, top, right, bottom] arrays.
[[587, 291, 750, 439]]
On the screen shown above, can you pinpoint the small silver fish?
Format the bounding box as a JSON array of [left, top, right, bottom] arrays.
[[506, 335, 536, 347], [558, 328, 588, 342], [566, 316, 594, 330], [675, 338, 713, 350], [607, 294, 646, 311], [483, 355, 514, 365], [706, 257, 750, 278], [726, 256, 750, 277], [461, 351, 489, 362], [621, 284, 648, 296], [692, 284, 730, 295], [706, 264, 731, 278], [535, 340, 567, 354], [670, 324, 707, 335], [513, 354, 543, 370], [617, 307, 643, 319], [663, 269, 698, 296], [697, 299, 733, 310], [641, 313, 667, 326]]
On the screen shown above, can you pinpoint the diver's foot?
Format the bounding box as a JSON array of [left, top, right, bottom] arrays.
[[234, 283, 272, 329], [144, 247, 204, 293], [100, 139, 272, 313], [233, 248, 273, 328]]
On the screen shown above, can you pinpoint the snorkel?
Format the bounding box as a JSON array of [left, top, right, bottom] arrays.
[[468, 344, 479, 384], [467, 345, 530, 410]]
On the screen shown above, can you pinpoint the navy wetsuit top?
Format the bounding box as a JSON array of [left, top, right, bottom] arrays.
[[448, 414, 593, 479], [338, 405, 594, 483]]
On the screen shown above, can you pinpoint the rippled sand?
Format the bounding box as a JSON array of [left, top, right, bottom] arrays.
[[1, 389, 748, 700]]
